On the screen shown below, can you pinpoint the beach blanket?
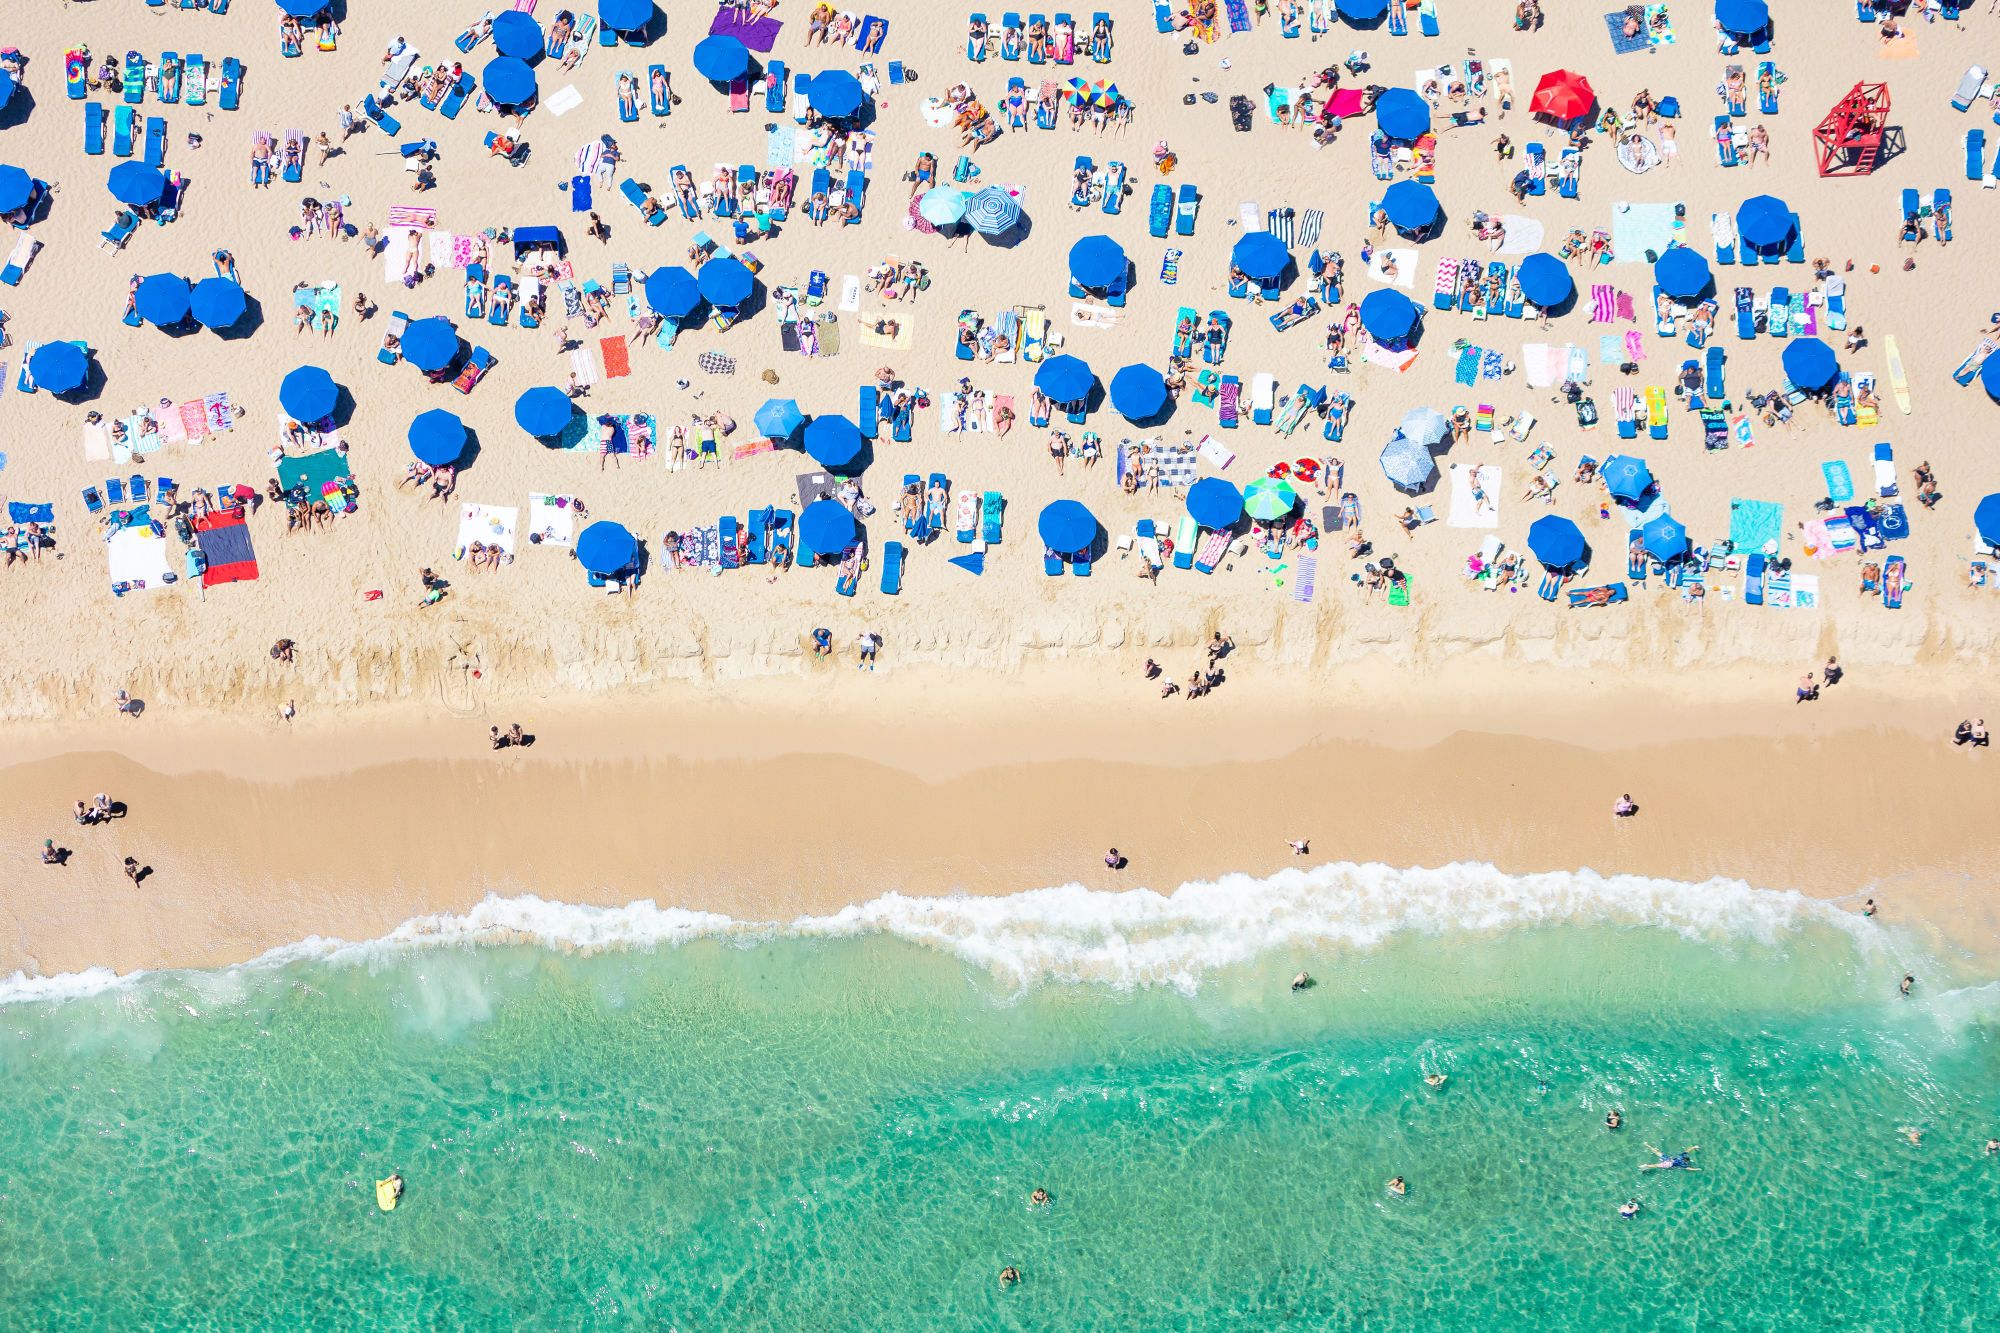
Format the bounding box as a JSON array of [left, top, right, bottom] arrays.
[[600, 336, 632, 378], [1610, 202, 1678, 263], [1624, 330, 1646, 362], [1299, 210, 1323, 249], [1645, 3, 1675, 44], [382, 227, 428, 285], [767, 125, 798, 169], [1367, 249, 1417, 288], [709, 7, 784, 51], [1496, 215, 1544, 255], [1604, 7, 1649, 53], [194, 508, 258, 586], [1616, 292, 1636, 323], [1821, 460, 1854, 504], [107, 526, 172, 590], [1198, 436, 1235, 470], [544, 84, 585, 117], [8, 501, 52, 524], [1729, 498, 1783, 554], [1291, 554, 1316, 603], [569, 348, 598, 387], [1791, 574, 1819, 609], [1454, 346, 1481, 385], [857, 312, 912, 347], [457, 503, 518, 557], [1598, 334, 1624, 364], [1448, 464, 1502, 528], [526, 493, 580, 548], [1590, 285, 1617, 323], [386, 206, 437, 230], [1481, 350, 1505, 381], [83, 421, 112, 462], [839, 275, 863, 311], [1070, 303, 1120, 328]]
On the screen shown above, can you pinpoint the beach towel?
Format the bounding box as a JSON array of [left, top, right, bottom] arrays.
[[839, 275, 862, 311], [1590, 285, 1616, 323], [1197, 436, 1235, 470], [1598, 334, 1624, 364], [1448, 464, 1502, 528], [709, 7, 785, 51], [526, 493, 580, 548], [1791, 573, 1819, 610], [386, 206, 438, 230], [1616, 292, 1636, 323], [1610, 202, 1678, 263], [194, 508, 258, 586], [1821, 460, 1854, 503], [1298, 209, 1323, 249], [1224, 0, 1253, 33], [1387, 575, 1411, 607], [107, 526, 172, 590], [1496, 215, 1544, 255], [1729, 497, 1783, 554], [569, 348, 598, 387], [600, 335, 632, 378], [8, 501, 52, 525], [1644, 3, 1675, 44], [1367, 249, 1417, 288], [457, 503, 519, 558], [1290, 554, 1316, 602], [1481, 350, 1506, 381], [1624, 330, 1646, 362], [1604, 7, 1649, 53], [766, 124, 798, 169], [1454, 347, 1480, 385]]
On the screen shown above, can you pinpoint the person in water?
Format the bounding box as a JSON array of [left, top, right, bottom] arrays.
[[383, 1173, 404, 1201], [1424, 1073, 1447, 1088], [1030, 1188, 1050, 1207], [1901, 974, 1915, 997], [999, 1266, 1021, 1289], [1606, 1108, 1623, 1130], [1387, 1176, 1407, 1196], [1619, 1199, 1641, 1220], [1290, 971, 1314, 992], [1640, 1144, 1698, 1171]]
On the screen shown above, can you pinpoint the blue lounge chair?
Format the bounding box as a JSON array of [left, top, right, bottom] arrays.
[[1154, 2, 1174, 32], [1101, 160, 1125, 215], [1969, 128, 1987, 182], [1785, 213, 1805, 263], [970, 13, 990, 60], [1557, 147, 1581, 197], [858, 384, 879, 437], [464, 263, 488, 319], [1175, 184, 1198, 236], [1706, 345, 1726, 398], [744, 507, 771, 564], [1715, 115, 1739, 167], [1044, 553, 1065, 576], [84, 102, 106, 156], [1027, 12, 1047, 63], [649, 65, 671, 117], [67, 56, 88, 100], [82, 486, 103, 513], [1744, 554, 1765, 605], [441, 72, 475, 119], [364, 94, 400, 136], [881, 540, 905, 593], [766, 60, 787, 113], [1524, 141, 1546, 196], [220, 57, 243, 111], [124, 52, 146, 103], [159, 53, 182, 105], [112, 105, 135, 158], [1757, 61, 1779, 114], [1936, 189, 1954, 243], [719, 514, 741, 568], [1148, 183, 1171, 238], [99, 210, 139, 250], [490, 275, 514, 326], [145, 117, 167, 168], [1072, 552, 1092, 576], [185, 53, 207, 107], [1054, 12, 1075, 63], [844, 169, 867, 222]]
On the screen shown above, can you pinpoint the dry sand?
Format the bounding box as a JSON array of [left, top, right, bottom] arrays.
[[0, 3, 1994, 977]]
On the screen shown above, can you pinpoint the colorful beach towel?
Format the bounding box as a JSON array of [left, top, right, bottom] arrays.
[[1604, 7, 1649, 53], [1729, 498, 1783, 554], [386, 206, 438, 229], [1454, 347, 1480, 385], [1623, 329, 1646, 361], [1480, 349, 1505, 380], [1821, 460, 1854, 504], [600, 336, 632, 378], [708, 7, 784, 52], [1292, 554, 1317, 602], [1591, 284, 1616, 323]]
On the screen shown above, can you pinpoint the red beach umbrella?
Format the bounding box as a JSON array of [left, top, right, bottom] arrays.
[[1530, 69, 1597, 122]]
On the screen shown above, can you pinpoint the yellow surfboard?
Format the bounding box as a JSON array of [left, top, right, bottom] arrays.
[[376, 1178, 401, 1212], [1886, 335, 1912, 416]]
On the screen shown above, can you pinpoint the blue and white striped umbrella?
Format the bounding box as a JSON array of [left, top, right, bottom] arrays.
[[964, 186, 1022, 236]]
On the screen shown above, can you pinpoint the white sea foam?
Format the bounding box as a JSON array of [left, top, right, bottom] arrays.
[[0, 862, 1881, 1005]]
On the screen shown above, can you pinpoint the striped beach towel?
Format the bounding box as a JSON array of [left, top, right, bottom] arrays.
[[387, 206, 438, 229], [568, 348, 597, 387], [1590, 283, 1616, 323], [1454, 347, 1480, 384], [1298, 209, 1323, 249], [1613, 386, 1638, 420], [1267, 207, 1294, 248], [1292, 554, 1317, 602]]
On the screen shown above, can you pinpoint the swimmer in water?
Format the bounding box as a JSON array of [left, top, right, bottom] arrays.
[[1387, 1176, 1407, 1196], [1606, 1108, 1623, 1130], [1986, 1139, 1999, 1156], [1619, 1199, 1641, 1219], [1640, 1144, 1699, 1171], [999, 1266, 1021, 1288], [1900, 974, 1915, 997], [1291, 971, 1314, 992], [1424, 1073, 1447, 1088], [1030, 1187, 1050, 1206], [1903, 1126, 1923, 1146]]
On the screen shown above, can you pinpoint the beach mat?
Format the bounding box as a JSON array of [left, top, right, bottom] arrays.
[[1604, 7, 1649, 53], [709, 7, 784, 52], [1610, 202, 1678, 264], [600, 335, 632, 378], [194, 508, 258, 586], [457, 503, 519, 556], [1821, 460, 1854, 504], [1291, 554, 1316, 602], [1729, 497, 1783, 554], [526, 493, 580, 547], [1448, 464, 1501, 528]]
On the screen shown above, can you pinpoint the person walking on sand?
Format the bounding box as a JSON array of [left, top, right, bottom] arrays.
[[1105, 847, 1123, 872], [1288, 838, 1310, 856], [122, 857, 142, 884], [41, 839, 60, 866], [855, 631, 880, 670], [278, 699, 296, 724], [1796, 673, 1818, 704]]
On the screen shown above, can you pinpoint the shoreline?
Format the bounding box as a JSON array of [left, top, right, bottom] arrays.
[[3, 665, 1993, 980]]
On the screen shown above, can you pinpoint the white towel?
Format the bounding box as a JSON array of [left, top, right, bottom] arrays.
[[1448, 464, 1502, 529], [838, 275, 862, 311], [1366, 248, 1417, 288], [457, 503, 519, 557], [1496, 215, 1545, 255], [526, 493, 578, 548], [544, 84, 585, 117]]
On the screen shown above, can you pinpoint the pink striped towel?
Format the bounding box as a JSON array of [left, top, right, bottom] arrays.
[[387, 206, 439, 230], [1590, 284, 1615, 323]]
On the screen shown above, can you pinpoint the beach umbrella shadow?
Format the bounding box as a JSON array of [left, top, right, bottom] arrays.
[[0, 84, 34, 133]]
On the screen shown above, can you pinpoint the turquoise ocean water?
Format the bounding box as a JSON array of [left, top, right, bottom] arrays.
[[1, 864, 1996, 1329]]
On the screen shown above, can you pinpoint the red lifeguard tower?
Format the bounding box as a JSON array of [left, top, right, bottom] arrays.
[[1814, 81, 1893, 177]]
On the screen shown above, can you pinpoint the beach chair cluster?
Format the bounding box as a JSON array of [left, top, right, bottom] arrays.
[[972, 12, 1106, 65], [1145, 184, 1198, 239], [1429, 259, 1528, 321], [86, 51, 241, 109], [1730, 284, 1823, 343]]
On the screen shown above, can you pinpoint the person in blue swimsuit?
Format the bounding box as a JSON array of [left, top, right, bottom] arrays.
[[1640, 1144, 1699, 1171]]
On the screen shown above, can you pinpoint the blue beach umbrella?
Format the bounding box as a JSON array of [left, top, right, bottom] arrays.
[[1380, 180, 1440, 233], [1737, 195, 1793, 251], [1337, 0, 1388, 18], [1069, 234, 1126, 289], [643, 265, 701, 319], [803, 69, 865, 119], [1782, 337, 1839, 391], [1653, 246, 1711, 300], [0, 166, 33, 215], [135, 274, 192, 328], [693, 35, 750, 82], [1034, 354, 1094, 404], [1187, 478, 1244, 529], [1379, 434, 1436, 493], [481, 57, 538, 108], [1516, 253, 1574, 309], [965, 186, 1022, 236], [1231, 231, 1289, 281], [600, 0, 652, 32], [1374, 88, 1431, 141], [408, 409, 467, 467], [515, 386, 575, 438], [1527, 515, 1587, 570], [401, 318, 459, 373], [28, 342, 87, 395], [697, 255, 754, 308], [108, 162, 169, 206], [575, 520, 638, 575], [1109, 364, 1168, 422], [0, 72, 14, 112], [920, 187, 970, 228], [278, 365, 336, 421], [756, 398, 805, 441], [1975, 493, 2000, 546], [1037, 499, 1095, 554], [1359, 289, 1419, 342], [1640, 513, 1690, 561], [492, 11, 544, 60], [1982, 353, 2000, 403], [799, 499, 857, 554], [277, 0, 326, 15], [1714, 0, 1770, 37], [804, 414, 865, 470], [190, 276, 247, 330], [1601, 455, 1654, 504]]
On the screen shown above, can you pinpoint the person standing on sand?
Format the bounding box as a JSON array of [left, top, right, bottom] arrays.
[[1796, 673, 1818, 704], [123, 857, 142, 884], [1105, 848, 1123, 872], [1823, 656, 1844, 687], [855, 632, 880, 670]]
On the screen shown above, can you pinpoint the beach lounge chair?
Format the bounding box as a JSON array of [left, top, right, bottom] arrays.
[[364, 95, 401, 137], [1733, 287, 1755, 339], [1768, 287, 1790, 337], [99, 210, 139, 251], [1218, 375, 1240, 429], [1646, 386, 1669, 439], [858, 384, 880, 438], [1758, 62, 1780, 115], [282, 131, 306, 183], [1175, 185, 1198, 236], [159, 54, 182, 105], [1557, 147, 1580, 198], [490, 275, 514, 326], [956, 309, 979, 361], [1873, 441, 1897, 498], [452, 347, 493, 394], [464, 263, 489, 320], [1020, 307, 1046, 361], [1523, 142, 1546, 196], [220, 58, 243, 111], [1743, 553, 1765, 605], [1882, 554, 1906, 608], [844, 170, 867, 222], [1172, 513, 1198, 570], [124, 52, 147, 103], [441, 72, 475, 120], [1566, 582, 1629, 608], [1102, 161, 1126, 215], [185, 53, 208, 108], [1711, 212, 1737, 264], [372, 310, 408, 367], [1968, 128, 1988, 184], [1044, 549, 1065, 576], [84, 102, 106, 156], [0, 234, 38, 286], [1205, 311, 1231, 364], [112, 106, 135, 159], [880, 540, 905, 594], [1706, 345, 1727, 399], [145, 117, 167, 169], [66, 53, 87, 101], [1148, 183, 1171, 238], [1072, 549, 1093, 577], [1250, 373, 1276, 426]]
